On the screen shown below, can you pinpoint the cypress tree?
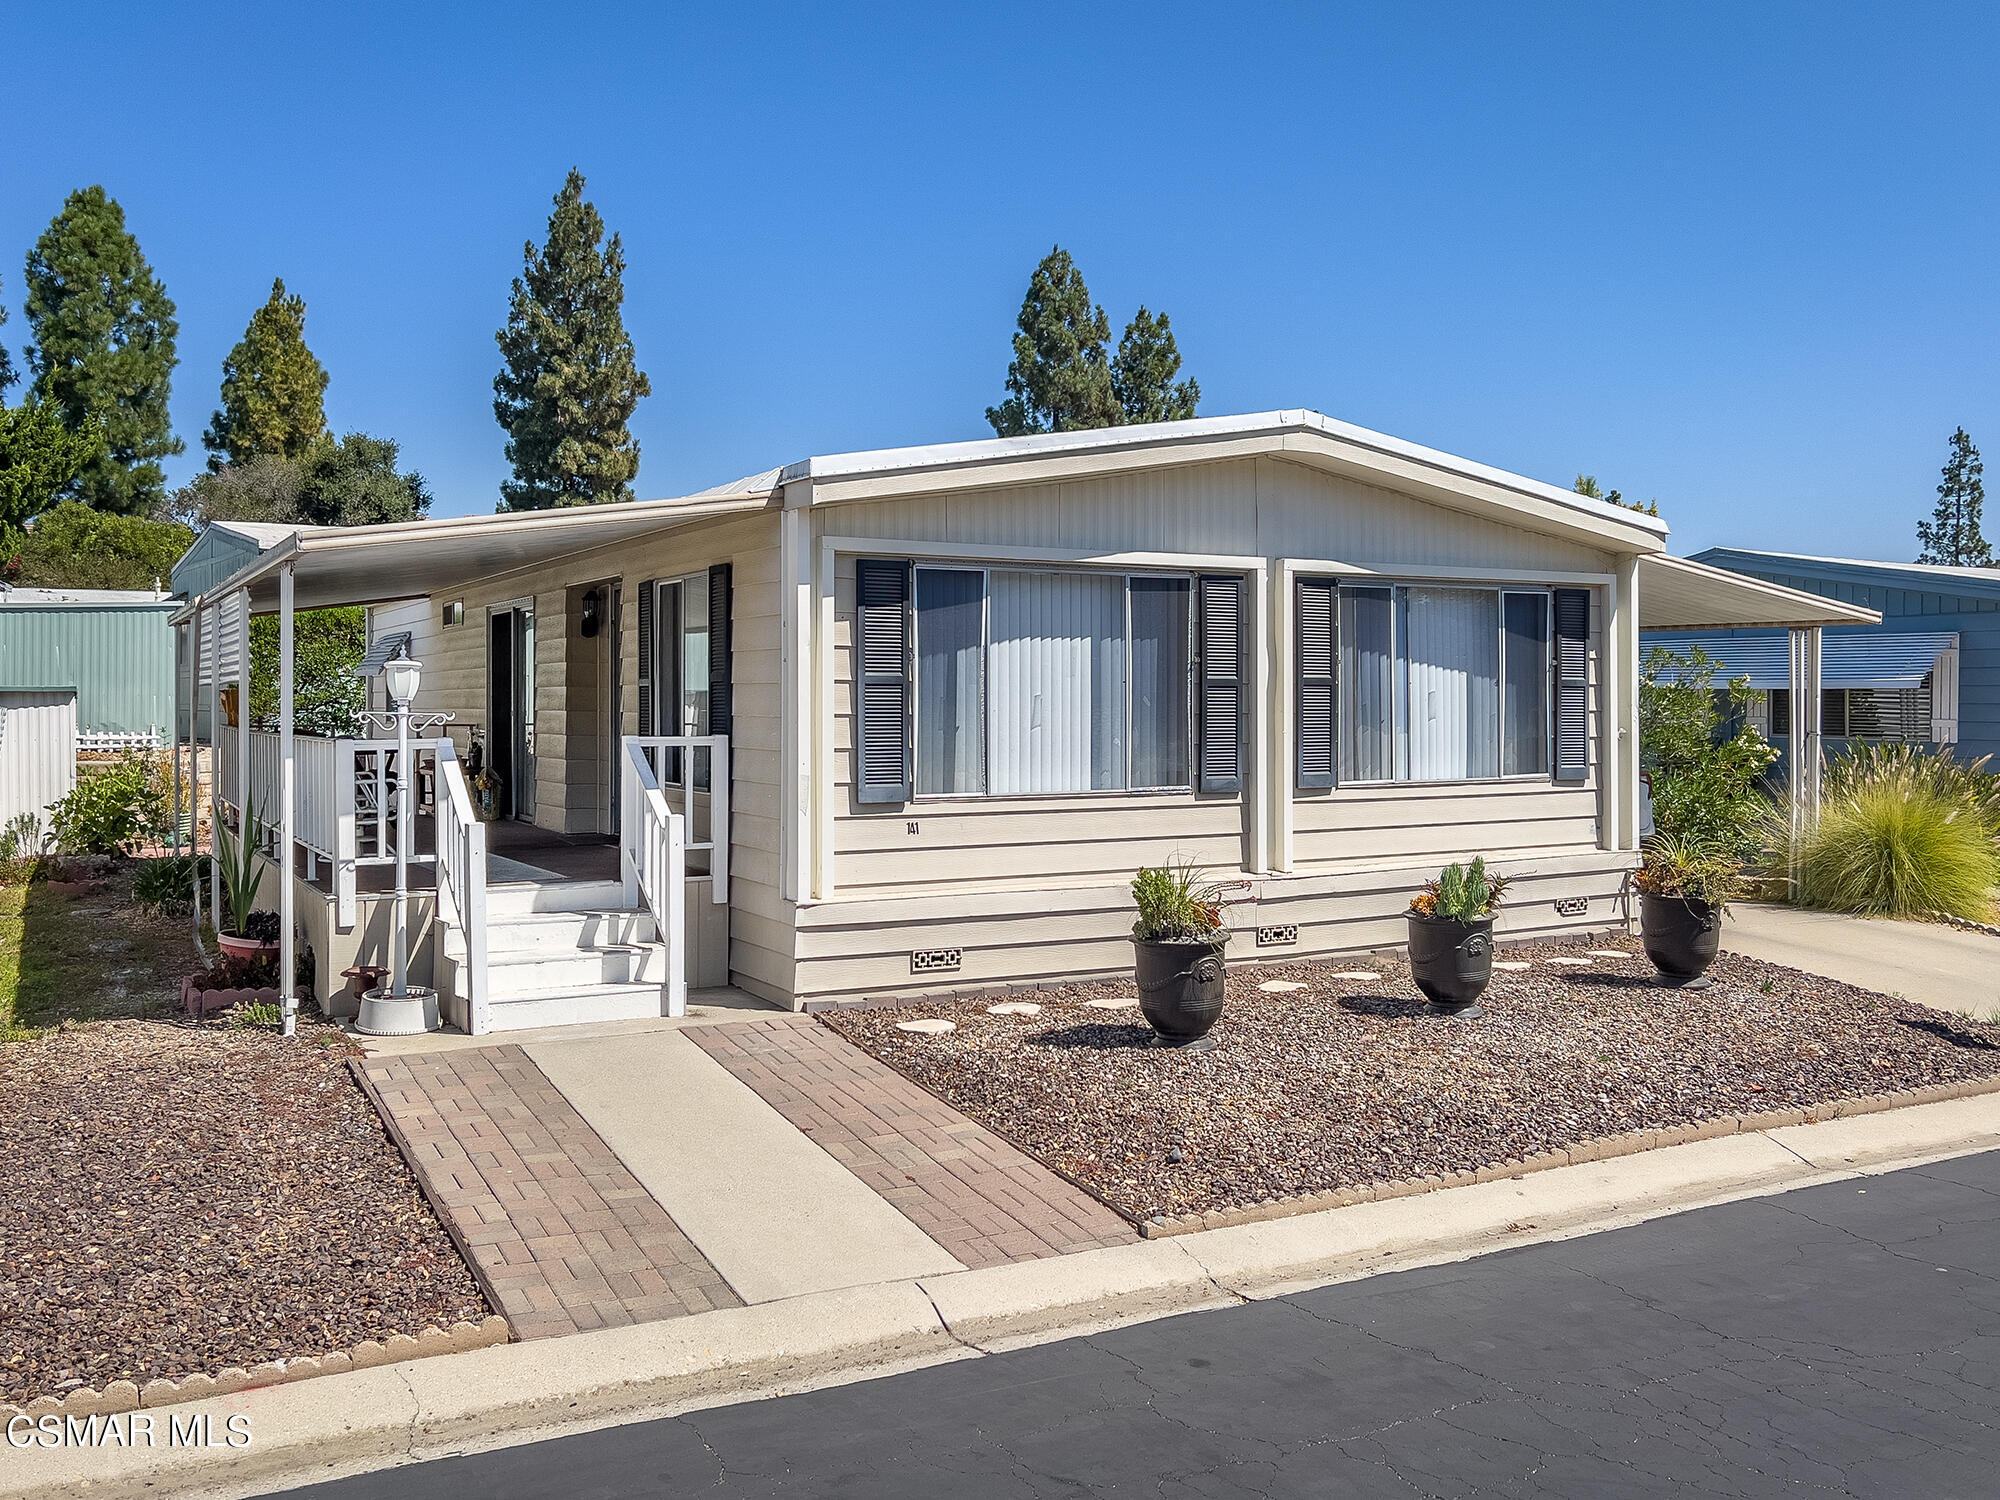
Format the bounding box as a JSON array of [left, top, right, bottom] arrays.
[[1917, 427, 1991, 567], [987, 247, 1118, 436], [493, 169, 651, 510], [1111, 307, 1199, 425], [23, 186, 183, 514], [203, 277, 330, 466]]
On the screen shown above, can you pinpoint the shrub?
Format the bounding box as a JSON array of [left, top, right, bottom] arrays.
[[1790, 780, 1998, 921], [1825, 742, 2000, 837], [1131, 859, 1229, 944], [133, 853, 210, 914], [1410, 857, 1511, 919], [1640, 646, 1777, 861], [48, 754, 170, 855]]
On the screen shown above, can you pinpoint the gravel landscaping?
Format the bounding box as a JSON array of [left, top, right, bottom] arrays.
[[822, 934, 2000, 1224], [0, 1017, 490, 1408]]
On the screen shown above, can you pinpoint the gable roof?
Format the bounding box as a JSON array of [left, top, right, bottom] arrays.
[[1691, 547, 2000, 602]]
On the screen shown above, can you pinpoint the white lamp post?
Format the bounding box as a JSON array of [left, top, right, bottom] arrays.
[[357, 655, 445, 1036]]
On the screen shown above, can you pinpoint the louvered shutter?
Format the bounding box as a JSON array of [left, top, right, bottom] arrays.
[[855, 559, 912, 804], [1296, 577, 1336, 788], [635, 578, 657, 736], [707, 563, 732, 738], [1553, 587, 1589, 782], [1197, 574, 1244, 796]]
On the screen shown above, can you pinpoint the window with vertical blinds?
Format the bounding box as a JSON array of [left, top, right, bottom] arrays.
[[1331, 583, 1555, 785], [905, 566, 1193, 797]]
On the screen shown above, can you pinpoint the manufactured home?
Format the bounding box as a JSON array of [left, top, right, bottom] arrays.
[[167, 412, 1874, 1032]]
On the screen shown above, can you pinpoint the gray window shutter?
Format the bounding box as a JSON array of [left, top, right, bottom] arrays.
[[855, 559, 912, 804], [707, 563, 732, 738], [1554, 587, 1589, 782], [1197, 574, 1244, 796], [635, 578, 657, 736], [1296, 577, 1336, 789]]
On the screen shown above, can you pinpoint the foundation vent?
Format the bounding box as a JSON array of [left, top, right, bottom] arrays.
[[1553, 896, 1588, 918], [1256, 924, 1299, 947], [910, 948, 963, 975]]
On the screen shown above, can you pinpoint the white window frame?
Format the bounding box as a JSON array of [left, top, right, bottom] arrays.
[[910, 563, 1198, 801], [1336, 582, 1556, 788]]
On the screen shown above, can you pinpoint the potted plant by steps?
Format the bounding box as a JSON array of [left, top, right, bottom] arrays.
[[1635, 832, 1738, 989], [214, 800, 281, 964], [1407, 857, 1511, 1018], [1130, 859, 1230, 1049]]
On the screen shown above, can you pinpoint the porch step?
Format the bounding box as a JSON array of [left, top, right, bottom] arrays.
[[477, 983, 667, 1032], [480, 942, 668, 997], [443, 908, 657, 956], [484, 878, 628, 918]]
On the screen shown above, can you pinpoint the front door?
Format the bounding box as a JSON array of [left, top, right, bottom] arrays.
[[488, 605, 536, 821]]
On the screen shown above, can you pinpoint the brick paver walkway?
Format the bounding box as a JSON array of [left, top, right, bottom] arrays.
[[356, 1047, 741, 1340], [686, 1018, 1134, 1267]]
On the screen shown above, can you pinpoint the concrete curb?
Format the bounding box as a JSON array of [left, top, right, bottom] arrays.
[[12, 1091, 2000, 1500]]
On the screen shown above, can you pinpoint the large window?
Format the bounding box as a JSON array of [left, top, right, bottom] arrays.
[[912, 567, 1192, 797], [1336, 585, 1551, 784]]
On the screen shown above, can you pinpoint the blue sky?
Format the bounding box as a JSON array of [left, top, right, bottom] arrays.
[[3, 2, 1995, 558]]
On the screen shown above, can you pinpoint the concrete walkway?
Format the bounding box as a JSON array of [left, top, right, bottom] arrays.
[[1724, 902, 2000, 1018], [525, 1028, 964, 1303]]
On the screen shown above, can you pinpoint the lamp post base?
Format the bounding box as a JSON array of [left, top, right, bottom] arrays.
[[357, 986, 439, 1036]]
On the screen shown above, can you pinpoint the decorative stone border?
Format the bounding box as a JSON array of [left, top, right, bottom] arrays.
[[0, 1316, 510, 1423], [177, 976, 283, 1019], [1136, 1073, 2000, 1237], [1928, 910, 2000, 939]]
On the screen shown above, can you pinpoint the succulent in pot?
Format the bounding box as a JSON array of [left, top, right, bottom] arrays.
[[1407, 858, 1511, 1017], [214, 798, 281, 962], [1634, 832, 1739, 988], [1130, 858, 1230, 1048]]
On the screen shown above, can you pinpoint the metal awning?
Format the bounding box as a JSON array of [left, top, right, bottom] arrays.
[[1637, 553, 1880, 630], [1642, 630, 1959, 690], [170, 491, 774, 620]]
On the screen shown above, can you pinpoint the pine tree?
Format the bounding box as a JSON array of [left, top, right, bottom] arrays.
[[986, 247, 1118, 436], [1917, 427, 1991, 567], [1573, 474, 1660, 518], [1112, 307, 1199, 424], [203, 278, 330, 466], [23, 186, 183, 514], [0, 273, 16, 396], [1, 400, 103, 534], [493, 170, 651, 510]]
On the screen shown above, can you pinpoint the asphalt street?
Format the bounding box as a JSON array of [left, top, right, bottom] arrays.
[[279, 1150, 2000, 1498]]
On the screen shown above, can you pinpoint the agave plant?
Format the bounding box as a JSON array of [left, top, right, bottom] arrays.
[[215, 797, 266, 939]]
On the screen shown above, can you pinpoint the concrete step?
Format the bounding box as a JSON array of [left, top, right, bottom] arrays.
[[478, 983, 667, 1031]]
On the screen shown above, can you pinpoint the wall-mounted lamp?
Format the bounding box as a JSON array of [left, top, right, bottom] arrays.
[[579, 588, 603, 638]]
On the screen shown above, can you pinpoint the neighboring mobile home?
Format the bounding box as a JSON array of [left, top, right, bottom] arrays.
[[1646, 549, 1991, 765], [167, 412, 1874, 1031]]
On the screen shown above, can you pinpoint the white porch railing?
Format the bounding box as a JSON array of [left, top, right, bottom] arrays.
[[619, 736, 728, 1019], [217, 729, 449, 926], [433, 742, 489, 1033]]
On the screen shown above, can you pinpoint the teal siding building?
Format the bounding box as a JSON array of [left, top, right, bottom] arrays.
[[0, 585, 177, 741]]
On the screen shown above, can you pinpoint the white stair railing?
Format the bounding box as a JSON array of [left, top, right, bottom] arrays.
[[620, 738, 719, 1019], [433, 742, 489, 1033]]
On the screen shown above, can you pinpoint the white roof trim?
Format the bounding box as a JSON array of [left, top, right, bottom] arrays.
[[1639, 554, 1882, 631]]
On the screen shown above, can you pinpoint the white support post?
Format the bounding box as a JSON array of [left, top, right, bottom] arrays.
[[813, 539, 837, 901], [171, 622, 184, 856], [1788, 625, 1823, 863], [279, 567, 297, 1037], [1620, 556, 1642, 852], [236, 594, 251, 840], [780, 504, 813, 904], [1247, 560, 1271, 876], [1270, 560, 1294, 874], [207, 599, 223, 925], [666, 809, 687, 1018]]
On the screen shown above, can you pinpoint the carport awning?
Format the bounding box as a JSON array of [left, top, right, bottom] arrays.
[[1637, 553, 1880, 630], [1642, 630, 1958, 689]]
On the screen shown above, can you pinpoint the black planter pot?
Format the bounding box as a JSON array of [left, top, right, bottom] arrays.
[[1406, 912, 1495, 1017], [1133, 939, 1227, 1047], [1639, 892, 1722, 986]]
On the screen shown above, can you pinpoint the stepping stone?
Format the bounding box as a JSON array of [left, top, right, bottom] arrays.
[[895, 1018, 956, 1034], [985, 1001, 1042, 1016], [1328, 970, 1382, 981], [1258, 980, 1309, 993], [1587, 950, 1635, 959], [1548, 957, 1593, 966], [1493, 961, 1532, 971], [1084, 997, 1139, 1010]]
